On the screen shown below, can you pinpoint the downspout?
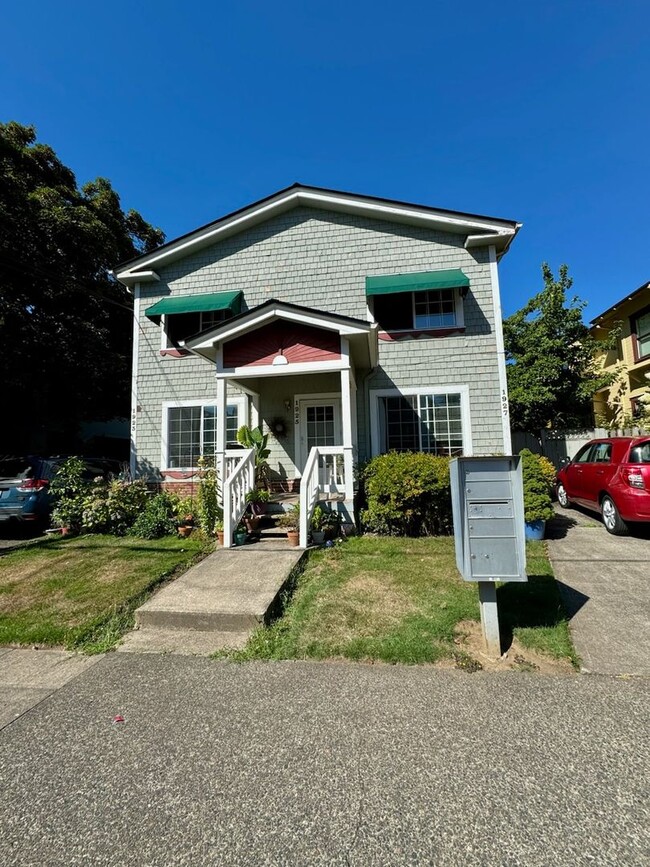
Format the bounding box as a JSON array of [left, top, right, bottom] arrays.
[[488, 246, 512, 453]]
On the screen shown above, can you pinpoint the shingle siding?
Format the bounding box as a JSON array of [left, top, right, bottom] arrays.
[[133, 206, 505, 478]]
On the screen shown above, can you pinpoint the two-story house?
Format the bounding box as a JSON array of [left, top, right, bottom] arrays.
[[115, 184, 520, 544], [591, 281, 650, 425]]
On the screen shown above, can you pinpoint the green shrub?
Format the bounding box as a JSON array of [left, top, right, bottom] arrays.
[[81, 479, 150, 536], [520, 449, 555, 522], [196, 456, 222, 536], [361, 452, 453, 536], [50, 457, 88, 532], [129, 492, 179, 539]]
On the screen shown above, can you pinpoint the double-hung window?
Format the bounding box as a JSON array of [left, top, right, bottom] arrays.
[[163, 400, 242, 469], [372, 388, 470, 456], [366, 269, 468, 334], [633, 308, 650, 360]]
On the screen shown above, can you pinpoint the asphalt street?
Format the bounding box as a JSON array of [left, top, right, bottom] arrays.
[[0, 654, 648, 866]]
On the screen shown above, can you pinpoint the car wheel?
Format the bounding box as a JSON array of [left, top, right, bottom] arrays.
[[557, 484, 571, 508], [601, 495, 629, 536]]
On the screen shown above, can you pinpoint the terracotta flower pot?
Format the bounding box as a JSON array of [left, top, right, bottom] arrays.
[[286, 529, 300, 547], [178, 525, 193, 538], [216, 530, 225, 546]]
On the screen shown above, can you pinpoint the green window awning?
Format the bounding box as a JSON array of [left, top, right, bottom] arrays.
[[144, 291, 242, 321], [365, 269, 469, 296]]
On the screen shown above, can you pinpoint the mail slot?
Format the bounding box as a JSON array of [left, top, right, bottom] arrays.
[[450, 456, 527, 583], [467, 501, 514, 519]]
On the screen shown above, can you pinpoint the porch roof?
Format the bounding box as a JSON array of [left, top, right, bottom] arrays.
[[184, 299, 378, 372]]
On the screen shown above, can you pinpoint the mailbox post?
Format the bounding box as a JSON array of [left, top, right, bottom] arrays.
[[450, 456, 527, 657]]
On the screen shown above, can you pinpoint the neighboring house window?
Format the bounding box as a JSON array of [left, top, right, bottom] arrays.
[[165, 309, 229, 348], [372, 388, 470, 456], [371, 288, 464, 332], [163, 401, 241, 468], [633, 309, 650, 360]]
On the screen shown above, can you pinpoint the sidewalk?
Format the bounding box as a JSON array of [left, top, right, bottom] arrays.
[[0, 648, 99, 730], [547, 508, 650, 676], [0, 654, 647, 866]]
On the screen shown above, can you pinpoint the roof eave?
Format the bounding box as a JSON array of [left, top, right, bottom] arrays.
[[115, 184, 522, 282]]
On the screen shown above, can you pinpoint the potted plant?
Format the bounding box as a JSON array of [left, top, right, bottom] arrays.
[[173, 496, 196, 537], [520, 449, 555, 540], [277, 504, 300, 547], [246, 488, 270, 515], [233, 521, 249, 546], [321, 508, 341, 541], [310, 504, 327, 544], [214, 518, 225, 546]]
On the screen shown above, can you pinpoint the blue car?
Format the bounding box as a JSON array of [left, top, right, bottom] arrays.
[[0, 457, 122, 527]]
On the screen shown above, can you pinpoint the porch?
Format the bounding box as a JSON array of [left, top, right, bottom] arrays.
[[185, 299, 378, 548]]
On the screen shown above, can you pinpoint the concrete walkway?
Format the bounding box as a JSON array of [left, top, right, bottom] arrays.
[[547, 507, 650, 676], [118, 544, 305, 655], [0, 648, 99, 731]]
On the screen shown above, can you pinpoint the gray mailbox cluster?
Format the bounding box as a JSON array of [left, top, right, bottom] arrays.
[[450, 456, 527, 583]]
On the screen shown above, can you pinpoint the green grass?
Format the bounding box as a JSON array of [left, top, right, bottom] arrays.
[[0, 534, 210, 653], [222, 536, 578, 667]]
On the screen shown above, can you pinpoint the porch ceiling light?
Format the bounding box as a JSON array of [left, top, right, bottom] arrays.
[[272, 352, 288, 366]]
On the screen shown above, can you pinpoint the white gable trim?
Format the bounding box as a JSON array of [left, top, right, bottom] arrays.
[[115, 187, 520, 284], [187, 304, 372, 353]]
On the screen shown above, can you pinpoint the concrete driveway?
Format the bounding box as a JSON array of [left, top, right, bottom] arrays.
[[547, 507, 650, 676]]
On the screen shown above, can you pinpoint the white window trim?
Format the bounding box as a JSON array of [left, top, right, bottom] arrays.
[[369, 385, 473, 457], [370, 288, 465, 334], [412, 288, 464, 330], [161, 396, 247, 471]]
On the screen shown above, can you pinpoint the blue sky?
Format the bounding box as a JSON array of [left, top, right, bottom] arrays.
[[2, 0, 648, 318]]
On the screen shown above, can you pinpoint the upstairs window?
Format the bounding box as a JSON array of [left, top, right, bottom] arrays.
[[144, 291, 242, 352], [366, 269, 468, 334], [633, 308, 650, 360], [165, 309, 229, 348]]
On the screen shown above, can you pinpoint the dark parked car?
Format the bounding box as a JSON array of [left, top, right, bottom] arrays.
[[556, 436, 650, 535], [0, 457, 122, 527]]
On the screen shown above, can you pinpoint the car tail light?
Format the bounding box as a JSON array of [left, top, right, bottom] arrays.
[[16, 478, 49, 493], [624, 470, 646, 490]]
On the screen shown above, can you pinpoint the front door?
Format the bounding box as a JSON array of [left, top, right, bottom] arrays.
[[298, 398, 343, 489]]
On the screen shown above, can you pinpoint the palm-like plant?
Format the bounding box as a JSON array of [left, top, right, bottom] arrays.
[[236, 425, 271, 488]]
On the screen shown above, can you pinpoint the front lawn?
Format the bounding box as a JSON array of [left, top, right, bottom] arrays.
[[225, 536, 577, 668], [0, 534, 209, 653]]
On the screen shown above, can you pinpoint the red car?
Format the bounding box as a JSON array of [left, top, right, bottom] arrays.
[[556, 437, 650, 535]]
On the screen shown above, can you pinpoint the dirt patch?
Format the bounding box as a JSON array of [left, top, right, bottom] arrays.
[[447, 620, 575, 675], [301, 571, 417, 645]]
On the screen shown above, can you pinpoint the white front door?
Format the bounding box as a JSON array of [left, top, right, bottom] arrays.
[[298, 398, 343, 489]]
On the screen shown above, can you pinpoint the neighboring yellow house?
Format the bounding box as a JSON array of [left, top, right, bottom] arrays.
[[591, 281, 650, 426]]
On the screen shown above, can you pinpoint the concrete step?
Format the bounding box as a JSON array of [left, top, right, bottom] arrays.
[[117, 627, 250, 656]]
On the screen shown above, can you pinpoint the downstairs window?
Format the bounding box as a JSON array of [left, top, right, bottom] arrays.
[[164, 402, 241, 469], [375, 390, 466, 456]]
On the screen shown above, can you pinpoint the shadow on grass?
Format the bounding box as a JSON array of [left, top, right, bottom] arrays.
[[496, 573, 586, 652]]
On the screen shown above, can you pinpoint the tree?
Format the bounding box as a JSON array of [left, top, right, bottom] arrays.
[[0, 122, 164, 454], [503, 264, 617, 431]]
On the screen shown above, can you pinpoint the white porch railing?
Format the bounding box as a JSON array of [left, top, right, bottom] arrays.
[[299, 446, 349, 548], [222, 448, 255, 548]]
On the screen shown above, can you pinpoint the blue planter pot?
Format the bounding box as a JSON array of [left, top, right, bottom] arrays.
[[525, 519, 546, 541]]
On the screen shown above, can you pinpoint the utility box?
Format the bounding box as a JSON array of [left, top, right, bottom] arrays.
[[450, 456, 527, 583]]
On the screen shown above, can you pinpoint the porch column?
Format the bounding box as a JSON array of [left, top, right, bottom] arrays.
[[216, 377, 227, 497], [251, 392, 260, 430], [340, 339, 354, 506]]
